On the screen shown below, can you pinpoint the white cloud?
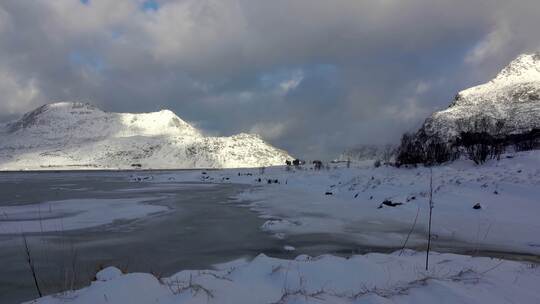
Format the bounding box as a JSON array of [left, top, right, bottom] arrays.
[[415, 81, 431, 95], [2, 0, 540, 157], [279, 70, 304, 94], [0, 68, 43, 116], [0, 6, 11, 33], [249, 122, 287, 140], [465, 22, 512, 65]]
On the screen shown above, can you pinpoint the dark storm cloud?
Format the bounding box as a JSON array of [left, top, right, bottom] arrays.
[[1, 0, 539, 159]]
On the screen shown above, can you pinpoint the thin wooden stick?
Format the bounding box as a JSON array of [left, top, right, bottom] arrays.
[[426, 168, 434, 271], [23, 234, 42, 297]]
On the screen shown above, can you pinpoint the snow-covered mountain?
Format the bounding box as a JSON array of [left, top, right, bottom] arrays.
[[0, 102, 292, 170], [421, 52, 540, 140]]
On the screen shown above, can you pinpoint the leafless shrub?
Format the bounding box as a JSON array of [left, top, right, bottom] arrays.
[[167, 274, 214, 300], [270, 276, 325, 304], [197, 270, 233, 282]]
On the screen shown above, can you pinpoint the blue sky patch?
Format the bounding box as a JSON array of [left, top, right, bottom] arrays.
[[142, 0, 159, 12], [69, 51, 105, 73]]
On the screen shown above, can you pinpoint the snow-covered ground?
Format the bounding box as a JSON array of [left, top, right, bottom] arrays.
[[23, 150, 540, 303], [30, 250, 540, 304], [143, 150, 540, 256]]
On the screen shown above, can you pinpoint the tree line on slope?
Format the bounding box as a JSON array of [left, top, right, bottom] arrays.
[[395, 117, 540, 166]]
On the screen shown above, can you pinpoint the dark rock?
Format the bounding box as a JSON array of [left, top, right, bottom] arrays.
[[379, 200, 403, 208], [473, 203, 482, 210], [406, 196, 416, 202]]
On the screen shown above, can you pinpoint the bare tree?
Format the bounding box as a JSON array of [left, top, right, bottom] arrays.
[[381, 144, 395, 164]]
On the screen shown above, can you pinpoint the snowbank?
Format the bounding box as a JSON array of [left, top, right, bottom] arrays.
[[28, 250, 540, 304]]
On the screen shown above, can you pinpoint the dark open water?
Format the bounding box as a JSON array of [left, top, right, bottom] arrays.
[[0, 172, 360, 303]]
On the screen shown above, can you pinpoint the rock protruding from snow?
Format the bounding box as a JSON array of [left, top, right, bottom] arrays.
[[0, 102, 292, 170], [422, 52, 540, 140]]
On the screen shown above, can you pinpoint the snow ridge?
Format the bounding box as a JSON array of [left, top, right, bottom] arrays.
[[0, 102, 292, 170], [423, 52, 540, 140]]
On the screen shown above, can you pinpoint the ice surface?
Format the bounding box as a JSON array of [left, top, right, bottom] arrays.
[[0, 197, 168, 234]]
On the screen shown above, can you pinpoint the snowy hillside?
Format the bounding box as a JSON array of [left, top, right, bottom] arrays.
[[0, 102, 292, 170], [422, 53, 540, 140]]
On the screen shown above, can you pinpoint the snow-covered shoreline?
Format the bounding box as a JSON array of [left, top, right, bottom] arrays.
[[136, 150, 540, 256], [28, 250, 540, 304], [15, 150, 540, 303]]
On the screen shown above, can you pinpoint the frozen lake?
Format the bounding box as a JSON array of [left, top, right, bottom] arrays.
[[0, 172, 364, 304]]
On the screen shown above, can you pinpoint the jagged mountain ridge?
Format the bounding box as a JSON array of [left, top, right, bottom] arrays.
[[0, 102, 292, 170], [422, 53, 540, 140]]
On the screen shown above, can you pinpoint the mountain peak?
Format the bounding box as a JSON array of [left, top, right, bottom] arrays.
[[47, 101, 96, 110], [450, 52, 540, 108], [0, 103, 292, 169], [493, 52, 540, 84], [422, 53, 540, 140], [6, 102, 202, 140], [7, 102, 97, 132]]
